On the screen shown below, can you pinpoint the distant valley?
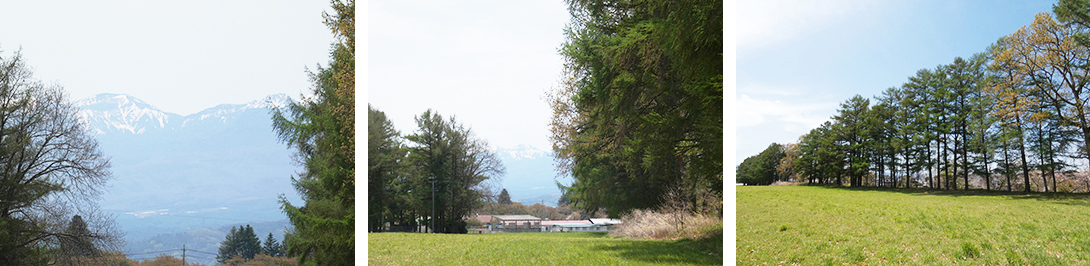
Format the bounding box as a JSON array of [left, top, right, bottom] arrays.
[[76, 93, 301, 260]]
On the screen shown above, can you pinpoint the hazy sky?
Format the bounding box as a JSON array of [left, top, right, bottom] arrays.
[[0, 1, 334, 116], [368, 0, 569, 151], [737, 0, 1056, 165]]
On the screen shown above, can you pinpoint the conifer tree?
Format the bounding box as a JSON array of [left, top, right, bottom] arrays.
[[498, 189, 512, 204], [262, 233, 282, 257], [271, 0, 354, 264], [217, 227, 240, 264]]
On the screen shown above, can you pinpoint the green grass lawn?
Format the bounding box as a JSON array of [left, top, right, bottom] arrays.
[[369, 231, 722, 265], [738, 186, 1090, 265]]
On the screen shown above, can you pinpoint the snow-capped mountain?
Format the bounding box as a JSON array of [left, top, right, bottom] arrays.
[[74, 93, 300, 256], [75, 94, 180, 134], [495, 144, 550, 161], [75, 93, 293, 134], [493, 144, 572, 206]]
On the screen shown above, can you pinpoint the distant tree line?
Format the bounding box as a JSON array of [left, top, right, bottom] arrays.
[[468, 188, 589, 223], [736, 144, 787, 186], [739, 1, 1090, 193], [369, 106, 504, 233]]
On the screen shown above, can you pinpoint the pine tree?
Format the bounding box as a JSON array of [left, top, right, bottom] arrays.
[[239, 225, 261, 261], [498, 189, 512, 204], [262, 233, 282, 257], [217, 227, 240, 264]]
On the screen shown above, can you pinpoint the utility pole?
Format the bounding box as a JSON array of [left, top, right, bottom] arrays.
[[430, 175, 436, 234], [182, 244, 186, 266]]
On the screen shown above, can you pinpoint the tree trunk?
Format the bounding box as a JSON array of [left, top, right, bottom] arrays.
[[952, 135, 959, 191], [983, 127, 991, 191], [1004, 144, 1012, 192], [1017, 116, 1031, 193], [963, 130, 970, 191]]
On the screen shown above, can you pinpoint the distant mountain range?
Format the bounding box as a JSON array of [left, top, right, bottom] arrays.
[[75, 93, 300, 259], [492, 144, 573, 207]]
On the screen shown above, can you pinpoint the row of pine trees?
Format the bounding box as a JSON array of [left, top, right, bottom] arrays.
[[744, 2, 1090, 193]]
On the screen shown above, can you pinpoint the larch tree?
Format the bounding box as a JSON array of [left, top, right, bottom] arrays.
[[549, 0, 722, 217], [269, 0, 354, 264]]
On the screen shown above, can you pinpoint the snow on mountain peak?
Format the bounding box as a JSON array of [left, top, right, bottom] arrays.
[[76, 93, 294, 134], [260, 93, 293, 110], [75, 93, 173, 134], [498, 144, 549, 160]]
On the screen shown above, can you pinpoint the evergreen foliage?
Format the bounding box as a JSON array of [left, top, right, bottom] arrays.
[[548, 0, 723, 217], [216, 227, 240, 264], [498, 189, 512, 204], [736, 143, 785, 185], [367, 106, 505, 234], [773, 8, 1090, 193], [368, 105, 404, 233], [262, 232, 283, 257], [405, 110, 505, 234], [270, 0, 354, 265], [217, 225, 263, 263]]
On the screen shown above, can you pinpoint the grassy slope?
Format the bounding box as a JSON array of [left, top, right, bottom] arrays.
[[369, 232, 722, 265], [738, 186, 1090, 265]]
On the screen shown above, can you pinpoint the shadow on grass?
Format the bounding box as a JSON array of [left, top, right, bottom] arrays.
[[810, 185, 1090, 206], [587, 232, 722, 265]]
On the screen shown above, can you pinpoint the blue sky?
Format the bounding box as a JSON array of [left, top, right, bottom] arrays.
[[736, 0, 1057, 166], [0, 1, 332, 116]]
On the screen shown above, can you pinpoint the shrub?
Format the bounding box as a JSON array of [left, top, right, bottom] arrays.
[[466, 218, 483, 227]]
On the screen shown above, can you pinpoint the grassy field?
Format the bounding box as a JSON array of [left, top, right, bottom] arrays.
[[369, 231, 722, 265], [738, 186, 1090, 265]]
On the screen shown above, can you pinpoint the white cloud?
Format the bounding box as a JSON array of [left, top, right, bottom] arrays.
[[736, 94, 835, 130], [738, 0, 882, 51], [126, 209, 169, 218]]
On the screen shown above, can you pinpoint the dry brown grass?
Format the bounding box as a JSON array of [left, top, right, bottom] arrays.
[[771, 181, 802, 186], [609, 209, 722, 240], [609, 209, 675, 239]]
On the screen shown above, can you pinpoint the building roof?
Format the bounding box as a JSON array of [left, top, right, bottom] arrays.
[[493, 215, 541, 221], [555, 223, 600, 228], [471, 215, 492, 224], [590, 218, 623, 225], [540, 220, 592, 226]]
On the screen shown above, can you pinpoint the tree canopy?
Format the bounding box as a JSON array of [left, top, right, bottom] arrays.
[[0, 49, 119, 266], [270, 0, 354, 265], [757, 6, 1090, 193], [548, 0, 723, 217]]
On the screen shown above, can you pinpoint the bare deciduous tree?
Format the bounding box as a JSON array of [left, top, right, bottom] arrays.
[[0, 49, 119, 265]]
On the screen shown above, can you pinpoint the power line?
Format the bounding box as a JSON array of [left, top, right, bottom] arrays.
[[122, 249, 182, 257], [187, 249, 218, 256]]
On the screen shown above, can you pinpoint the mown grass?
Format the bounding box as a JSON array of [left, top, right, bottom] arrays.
[[369, 231, 722, 265], [738, 186, 1090, 265]]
